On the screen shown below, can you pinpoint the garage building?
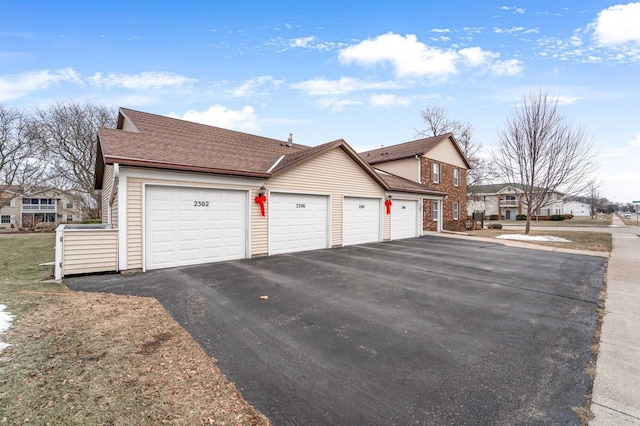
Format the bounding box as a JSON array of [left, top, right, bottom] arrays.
[[88, 108, 446, 273]]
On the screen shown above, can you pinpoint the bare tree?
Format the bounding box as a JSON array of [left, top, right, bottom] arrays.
[[0, 105, 47, 209], [584, 179, 603, 219], [416, 106, 497, 187], [30, 102, 117, 218], [492, 91, 595, 234]]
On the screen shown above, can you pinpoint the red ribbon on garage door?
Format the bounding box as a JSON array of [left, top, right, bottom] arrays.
[[255, 194, 267, 216], [384, 199, 392, 214]]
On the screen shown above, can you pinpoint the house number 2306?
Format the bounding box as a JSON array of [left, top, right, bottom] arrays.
[[193, 201, 209, 207]]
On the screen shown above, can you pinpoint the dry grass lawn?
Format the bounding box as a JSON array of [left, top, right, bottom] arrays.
[[467, 229, 612, 252], [0, 234, 269, 425]]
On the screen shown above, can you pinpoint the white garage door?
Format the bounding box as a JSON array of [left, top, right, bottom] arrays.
[[391, 199, 419, 240], [270, 192, 328, 255], [343, 197, 381, 246], [145, 186, 247, 270]]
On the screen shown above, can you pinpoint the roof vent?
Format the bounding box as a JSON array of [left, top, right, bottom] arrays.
[[287, 133, 293, 147]]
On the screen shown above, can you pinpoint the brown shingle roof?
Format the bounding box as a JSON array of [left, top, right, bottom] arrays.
[[360, 133, 471, 169], [374, 169, 447, 196], [97, 108, 309, 181]]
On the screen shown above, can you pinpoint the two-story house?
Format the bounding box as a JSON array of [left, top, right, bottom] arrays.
[[0, 186, 83, 229], [467, 183, 564, 220], [360, 134, 471, 232]]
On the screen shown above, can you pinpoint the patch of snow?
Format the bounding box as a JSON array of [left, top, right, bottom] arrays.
[[496, 234, 572, 243], [0, 304, 14, 352]]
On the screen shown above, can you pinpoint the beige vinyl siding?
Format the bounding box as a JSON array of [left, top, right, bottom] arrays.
[[101, 164, 115, 223], [383, 210, 391, 241], [371, 157, 419, 182], [427, 140, 468, 169], [251, 187, 268, 256], [62, 229, 118, 275], [127, 178, 144, 269], [112, 194, 119, 228], [267, 147, 385, 247]]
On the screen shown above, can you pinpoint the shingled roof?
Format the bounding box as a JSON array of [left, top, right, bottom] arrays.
[[360, 133, 471, 169], [373, 169, 447, 196], [95, 108, 312, 187]]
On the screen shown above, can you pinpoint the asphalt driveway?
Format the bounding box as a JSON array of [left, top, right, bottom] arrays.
[[66, 235, 606, 425]]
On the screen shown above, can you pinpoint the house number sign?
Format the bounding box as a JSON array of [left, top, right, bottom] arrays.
[[193, 201, 210, 207], [296, 203, 306, 208]]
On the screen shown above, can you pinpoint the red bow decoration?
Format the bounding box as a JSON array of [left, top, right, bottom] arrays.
[[384, 199, 392, 214], [255, 194, 267, 216]]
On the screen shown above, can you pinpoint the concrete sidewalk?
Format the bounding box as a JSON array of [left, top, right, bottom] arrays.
[[590, 216, 640, 425]]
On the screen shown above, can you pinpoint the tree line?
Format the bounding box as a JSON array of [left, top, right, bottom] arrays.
[[0, 102, 117, 217]]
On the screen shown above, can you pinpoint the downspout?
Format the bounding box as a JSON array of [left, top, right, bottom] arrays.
[[109, 163, 119, 224], [416, 155, 421, 183]]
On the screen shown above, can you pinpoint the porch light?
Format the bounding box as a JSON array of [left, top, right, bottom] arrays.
[[258, 185, 267, 197]]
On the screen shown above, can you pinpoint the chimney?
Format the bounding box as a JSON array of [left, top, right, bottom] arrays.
[[287, 133, 293, 147]]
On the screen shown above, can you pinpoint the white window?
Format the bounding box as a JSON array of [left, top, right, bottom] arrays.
[[66, 214, 73, 221], [9, 198, 15, 207], [453, 168, 459, 187], [66, 200, 74, 209], [1, 215, 10, 224], [453, 202, 459, 220], [432, 201, 438, 221], [432, 163, 440, 184]]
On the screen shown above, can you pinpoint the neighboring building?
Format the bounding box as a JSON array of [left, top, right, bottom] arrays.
[[359, 134, 471, 232], [80, 107, 447, 274], [0, 186, 83, 229], [467, 183, 564, 220], [563, 200, 592, 217]]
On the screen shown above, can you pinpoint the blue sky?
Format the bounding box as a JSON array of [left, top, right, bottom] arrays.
[[1, 0, 639, 202]]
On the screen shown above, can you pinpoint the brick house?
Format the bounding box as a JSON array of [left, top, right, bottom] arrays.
[[360, 134, 471, 232]]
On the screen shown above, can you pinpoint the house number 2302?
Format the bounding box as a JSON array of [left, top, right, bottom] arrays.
[[193, 201, 209, 207]]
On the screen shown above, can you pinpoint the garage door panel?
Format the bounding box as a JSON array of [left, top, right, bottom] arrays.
[[391, 200, 418, 240], [343, 197, 380, 246], [270, 193, 328, 255], [146, 186, 247, 270]]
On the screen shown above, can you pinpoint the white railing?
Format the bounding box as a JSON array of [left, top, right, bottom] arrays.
[[22, 205, 57, 211], [500, 200, 518, 206]]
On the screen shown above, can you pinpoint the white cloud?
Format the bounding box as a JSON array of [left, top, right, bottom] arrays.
[[0, 68, 81, 102], [491, 59, 524, 75], [494, 26, 525, 34], [630, 132, 640, 147], [291, 77, 400, 96], [369, 93, 412, 107], [339, 32, 459, 78], [459, 47, 499, 67], [285, 36, 347, 52], [337, 32, 523, 79], [230, 75, 283, 98], [168, 105, 258, 131], [592, 2, 640, 46], [500, 6, 526, 14], [431, 28, 451, 33], [88, 71, 196, 89], [316, 97, 362, 113]]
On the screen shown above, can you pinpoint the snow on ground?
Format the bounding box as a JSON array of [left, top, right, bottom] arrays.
[[496, 234, 572, 243], [0, 304, 14, 352]]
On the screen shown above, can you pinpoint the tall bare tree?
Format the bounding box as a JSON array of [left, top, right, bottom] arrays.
[[31, 102, 117, 218], [0, 105, 47, 209], [492, 91, 595, 234], [416, 106, 496, 187], [584, 178, 603, 219]]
